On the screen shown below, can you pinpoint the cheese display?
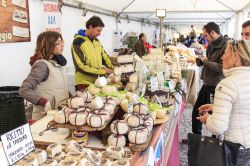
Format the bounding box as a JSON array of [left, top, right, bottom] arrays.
[[14, 157, 39, 166], [75, 91, 92, 103], [29, 149, 47, 164], [46, 143, 62, 158], [68, 96, 85, 109], [65, 140, 84, 153], [128, 126, 150, 144], [69, 111, 88, 126], [106, 146, 125, 160], [133, 103, 149, 115], [95, 76, 108, 88], [87, 112, 106, 128], [107, 134, 126, 147], [110, 120, 129, 135], [65, 152, 83, 161], [90, 96, 104, 109]]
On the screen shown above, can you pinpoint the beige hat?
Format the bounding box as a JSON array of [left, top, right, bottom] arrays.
[[230, 40, 250, 66]]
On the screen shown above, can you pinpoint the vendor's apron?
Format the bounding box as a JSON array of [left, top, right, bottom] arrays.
[[33, 59, 69, 120]]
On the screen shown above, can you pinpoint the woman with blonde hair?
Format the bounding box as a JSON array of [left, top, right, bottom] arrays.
[[198, 39, 250, 165], [19, 31, 69, 121]]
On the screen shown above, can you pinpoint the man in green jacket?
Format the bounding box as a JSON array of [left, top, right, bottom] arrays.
[[71, 16, 113, 90]]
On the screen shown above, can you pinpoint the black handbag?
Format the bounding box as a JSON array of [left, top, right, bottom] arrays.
[[188, 133, 242, 166]]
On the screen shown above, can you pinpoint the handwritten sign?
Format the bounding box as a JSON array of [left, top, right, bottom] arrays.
[[1, 124, 35, 165], [43, 1, 61, 32]]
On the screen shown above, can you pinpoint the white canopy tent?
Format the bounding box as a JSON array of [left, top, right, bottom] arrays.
[[63, 0, 250, 38]]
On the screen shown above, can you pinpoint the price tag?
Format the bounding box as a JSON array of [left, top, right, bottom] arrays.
[[128, 102, 133, 113], [1, 124, 35, 165], [150, 76, 158, 92], [169, 80, 175, 91], [141, 84, 146, 97]]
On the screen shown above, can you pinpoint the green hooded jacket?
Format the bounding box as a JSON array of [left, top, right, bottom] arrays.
[[71, 35, 113, 85]]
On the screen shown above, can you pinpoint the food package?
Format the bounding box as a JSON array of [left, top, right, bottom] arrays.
[[46, 144, 62, 158], [53, 152, 66, 162], [95, 76, 107, 87], [107, 134, 126, 147], [82, 151, 101, 166], [15, 156, 39, 166], [29, 149, 47, 164], [65, 140, 84, 153], [110, 120, 129, 135]]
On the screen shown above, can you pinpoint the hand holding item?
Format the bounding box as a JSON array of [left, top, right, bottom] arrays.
[[198, 104, 213, 114], [104, 67, 113, 75], [41, 101, 52, 114], [196, 114, 209, 124]]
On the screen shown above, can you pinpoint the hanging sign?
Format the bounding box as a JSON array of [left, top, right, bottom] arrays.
[[43, 1, 61, 32], [0, 124, 35, 165]]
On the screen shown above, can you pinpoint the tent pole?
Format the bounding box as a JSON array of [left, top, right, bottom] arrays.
[[159, 17, 163, 48]]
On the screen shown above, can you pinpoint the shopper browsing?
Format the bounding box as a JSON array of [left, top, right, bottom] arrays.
[[197, 40, 250, 165], [71, 16, 113, 91], [19, 31, 69, 121], [192, 22, 227, 134]]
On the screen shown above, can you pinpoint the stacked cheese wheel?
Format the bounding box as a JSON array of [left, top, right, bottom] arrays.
[[108, 120, 129, 147]]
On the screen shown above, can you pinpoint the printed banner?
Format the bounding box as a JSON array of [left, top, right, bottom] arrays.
[[0, 0, 30, 43], [43, 1, 61, 33]]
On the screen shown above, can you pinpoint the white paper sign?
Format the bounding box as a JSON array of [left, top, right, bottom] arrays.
[[1, 124, 35, 165], [43, 1, 61, 32], [128, 102, 133, 113], [150, 76, 158, 92], [12, 0, 26, 8]]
